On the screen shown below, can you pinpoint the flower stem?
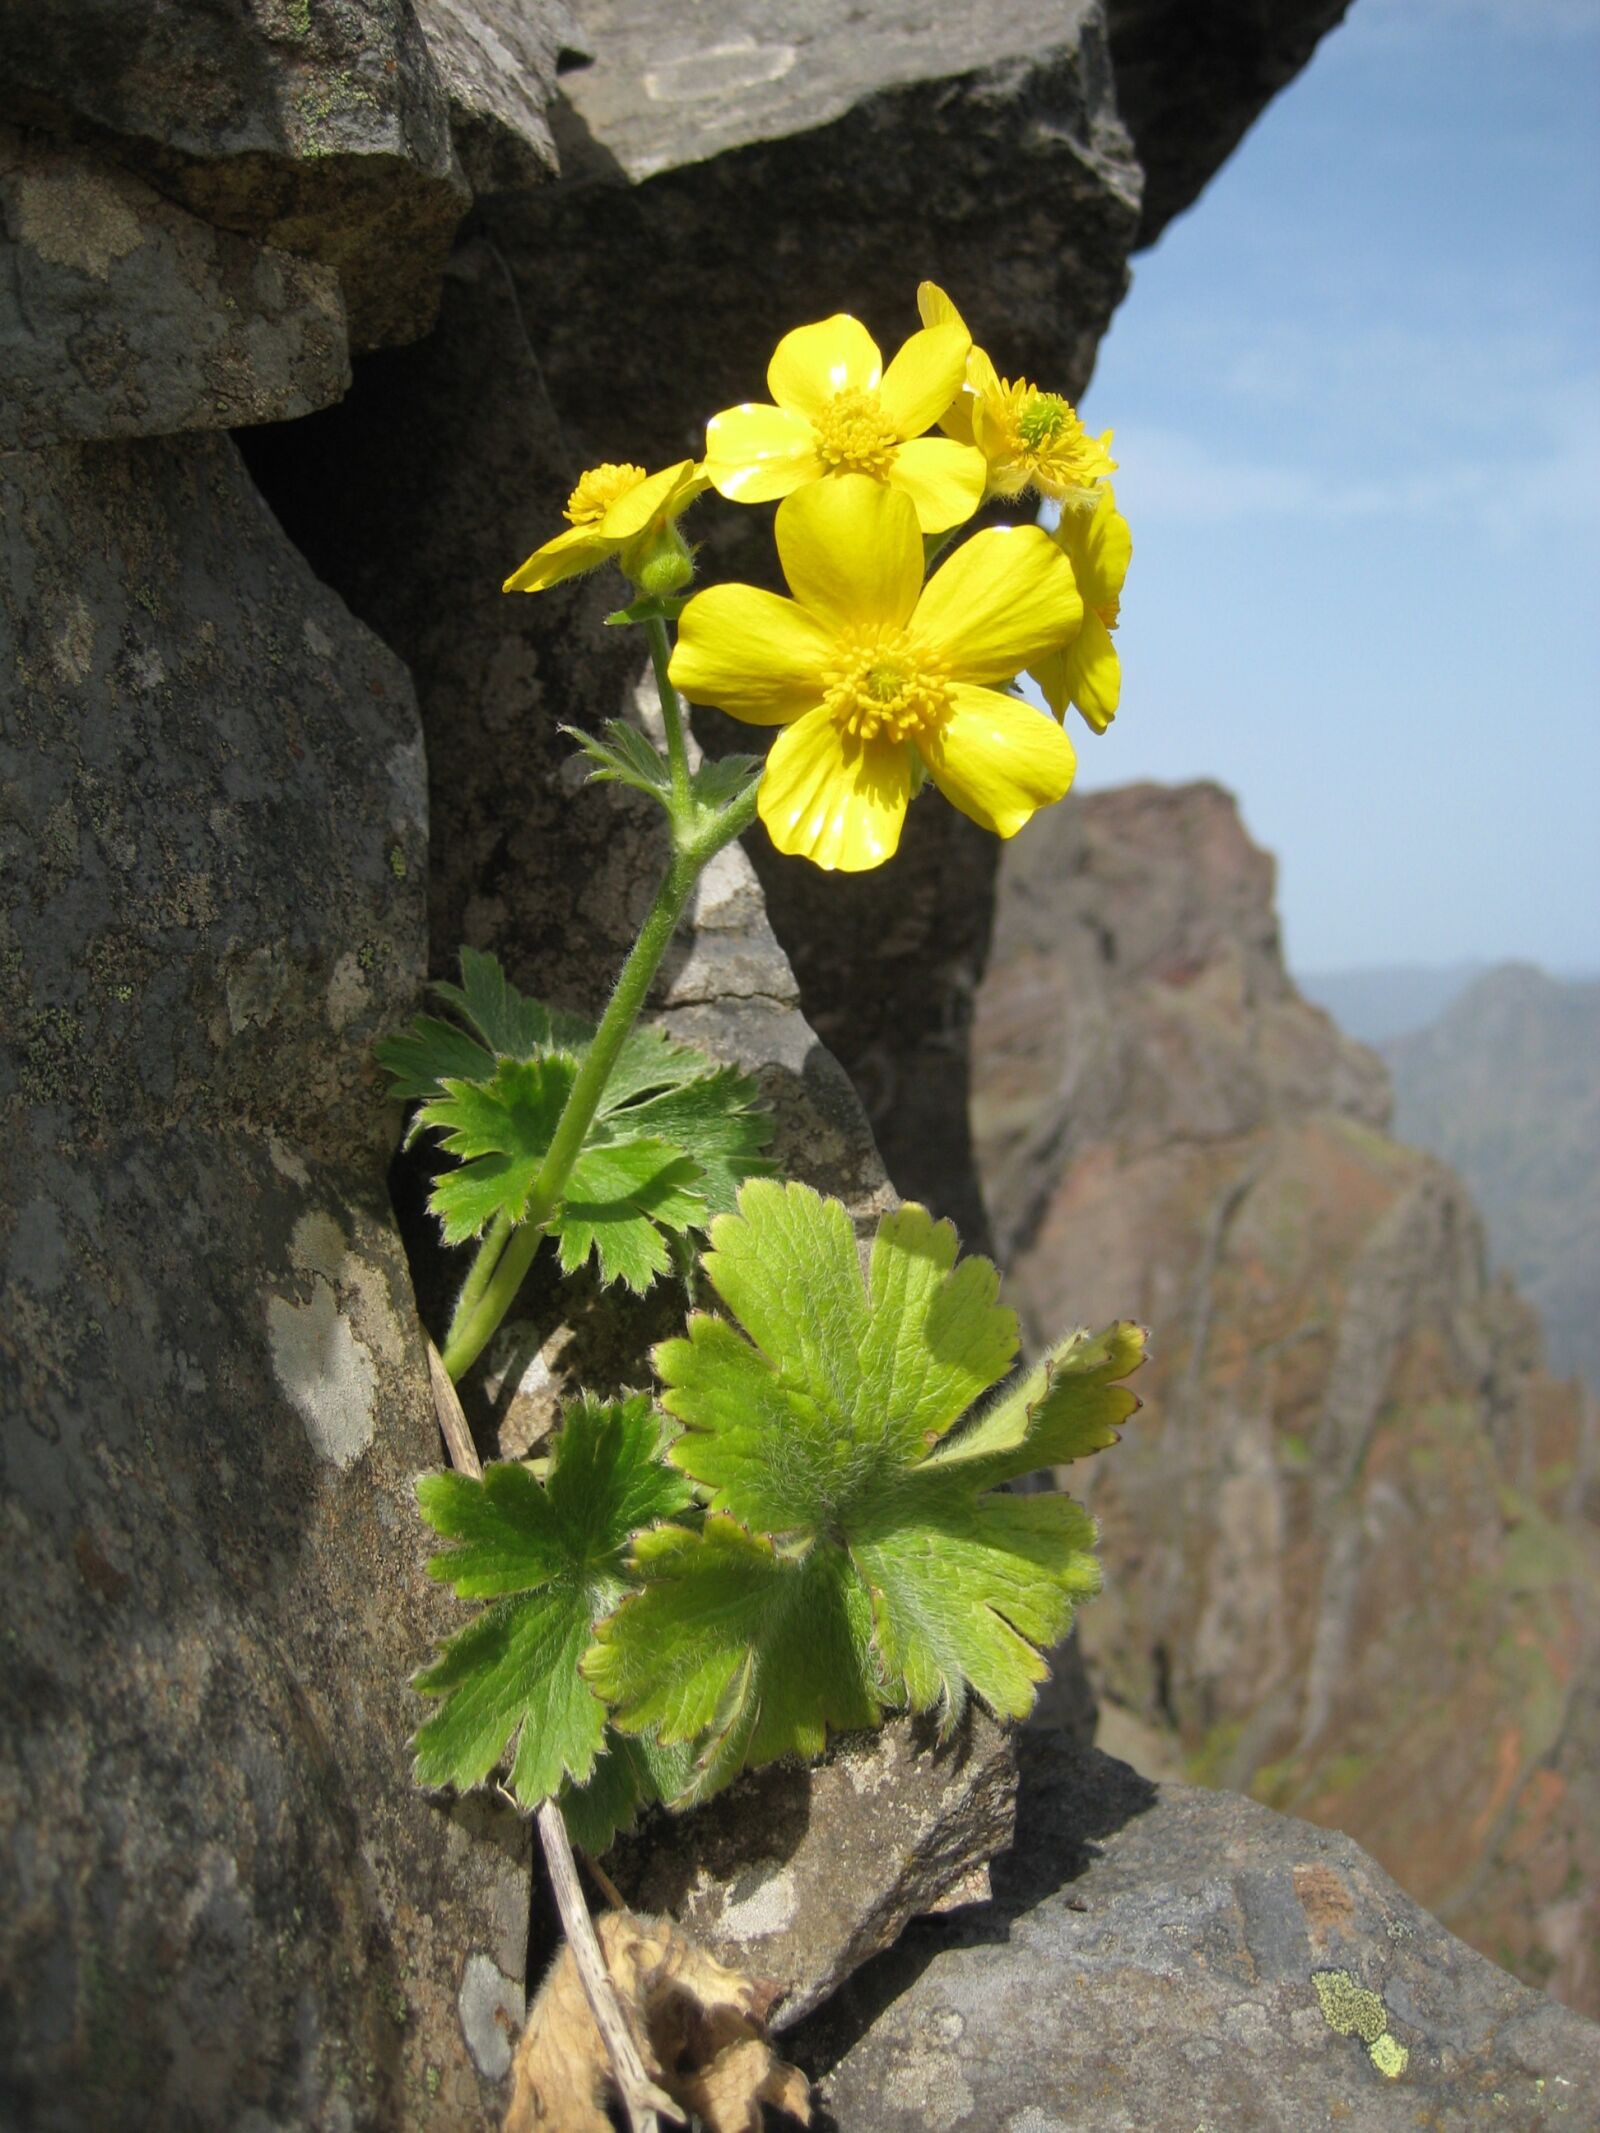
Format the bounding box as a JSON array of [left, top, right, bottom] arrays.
[[438, 715, 759, 1385], [445, 1210, 512, 1350], [645, 616, 691, 810]]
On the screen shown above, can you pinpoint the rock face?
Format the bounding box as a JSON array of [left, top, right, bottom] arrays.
[[13, 4, 1580, 2125], [1384, 963, 1600, 1400], [607, 1711, 1017, 2030], [810, 1735, 1600, 2132], [972, 784, 1600, 2013], [0, 434, 526, 2127], [1105, 0, 1355, 243]]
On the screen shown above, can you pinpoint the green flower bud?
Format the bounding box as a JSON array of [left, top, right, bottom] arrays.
[[624, 521, 695, 599]]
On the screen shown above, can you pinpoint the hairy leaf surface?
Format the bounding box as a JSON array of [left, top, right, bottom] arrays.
[[595, 1180, 1144, 1758], [412, 1396, 692, 1808], [376, 949, 773, 1287]]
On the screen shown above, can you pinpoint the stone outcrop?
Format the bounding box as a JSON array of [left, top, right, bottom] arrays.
[[808, 1734, 1600, 2131], [10, 3, 1591, 2125], [0, 433, 526, 2126], [1106, 0, 1355, 242], [972, 784, 1600, 2013]]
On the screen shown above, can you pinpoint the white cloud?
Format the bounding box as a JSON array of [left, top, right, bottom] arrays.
[[1113, 375, 1600, 535]]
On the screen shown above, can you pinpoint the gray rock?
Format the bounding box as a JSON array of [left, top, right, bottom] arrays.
[[0, 0, 469, 349], [415, 0, 579, 193], [811, 1738, 1600, 2131], [1108, 0, 1355, 245], [0, 432, 526, 2128], [607, 1711, 1018, 2030], [0, 126, 349, 453]]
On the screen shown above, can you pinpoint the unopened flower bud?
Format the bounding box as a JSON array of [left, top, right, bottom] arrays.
[[625, 521, 695, 599]]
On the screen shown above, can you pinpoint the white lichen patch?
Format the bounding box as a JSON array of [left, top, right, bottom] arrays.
[[52, 594, 96, 686], [717, 1860, 799, 1940], [15, 160, 143, 278], [883, 2041, 973, 2132], [325, 950, 373, 1033], [458, 1951, 522, 2080], [265, 1211, 402, 1468]]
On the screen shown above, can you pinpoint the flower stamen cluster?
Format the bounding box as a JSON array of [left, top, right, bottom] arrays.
[[564, 463, 651, 525], [986, 379, 1115, 503], [812, 391, 904, 479], [823, 628, 951, 745]]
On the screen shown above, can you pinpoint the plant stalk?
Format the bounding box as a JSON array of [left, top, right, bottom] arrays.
[[439, 757, 758, 1385]]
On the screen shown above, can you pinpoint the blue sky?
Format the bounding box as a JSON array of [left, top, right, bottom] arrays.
[[1072, 0, 1600, 975]]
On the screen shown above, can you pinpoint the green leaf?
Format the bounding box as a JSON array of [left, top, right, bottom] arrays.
[[557, 1728, 698, 1855], [417, 1055, 578, 1245], [563, 719, 674, 803], [603, 594, 688, 626], [377, 1015, 496, 1107], [377, 950, 773, 1280], [584, 1517, 882, 1806], [606, 1068, 775, 1216], [689, 753, 762, 810], [929, 1321, 1146, 1484], [556, 1139, 706, 1293], [412, 1395, 693, 1808], [608, 1180, 1144, 1756], [434, 944, 584, 1057]]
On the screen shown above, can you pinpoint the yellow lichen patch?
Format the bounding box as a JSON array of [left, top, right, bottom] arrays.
[[1369, 2033, 1410, 2079], [1312, 1970, 1409, 2080]]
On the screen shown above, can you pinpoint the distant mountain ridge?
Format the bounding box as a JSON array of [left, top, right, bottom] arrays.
[[972, 783, 1600, 2011], [1383, 962, 1600, 1397], [1296, 961, 1491, 1043]]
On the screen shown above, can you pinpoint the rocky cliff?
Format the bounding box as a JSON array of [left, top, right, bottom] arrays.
[[973, 783, 1600, 2013], [10, 2, 1597, 2126]]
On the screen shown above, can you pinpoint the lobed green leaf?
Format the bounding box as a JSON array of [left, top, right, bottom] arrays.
[[620, 1180, 1143, 1763], [412, 1395, 692, 1809], [378, 950, 773, 1279]]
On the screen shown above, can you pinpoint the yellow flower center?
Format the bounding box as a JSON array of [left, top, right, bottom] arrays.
[[823, 627, 951, 744], [564, 463, 648, 526], [1096, 594, 1122, 632], [812, 390, 902, 479], [990, 382, 1115, 501], [1017, 392, 1071, 449]]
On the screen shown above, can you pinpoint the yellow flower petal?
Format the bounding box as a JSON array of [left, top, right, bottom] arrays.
[[888, 437, 987, 533], [1072, 613, 1121, 729], [879, 323, 972, 439], [916, 281, 967, 334], [758, 704, 912, 871], [967, 343, 1004, 405], [920, 684, 1076, 837], [670, 586, 832, 726], [766, 315, 883, 418], [774, 474, 922, 633], [1053, 483, 1131, 605], [1035, 613, 1119, 731], [503, 523, 611, 593], [599, 459, 701, 539], [704, 403, 822, 502], [914, 524, 1081, 682]]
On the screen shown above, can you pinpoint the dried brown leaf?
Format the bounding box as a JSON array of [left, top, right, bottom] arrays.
[[504, 1911, 811, 2133]]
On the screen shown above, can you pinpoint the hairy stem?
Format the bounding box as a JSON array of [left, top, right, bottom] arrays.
[[439, 742, 759, 1385]]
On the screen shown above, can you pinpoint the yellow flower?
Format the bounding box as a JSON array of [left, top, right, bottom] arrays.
[[917, 282, 1117, 505], [669, 474, 1081, 871], [1030, 486, 1131, 733], [702, 314, 989, 534], [504, 459, 708, 594]]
